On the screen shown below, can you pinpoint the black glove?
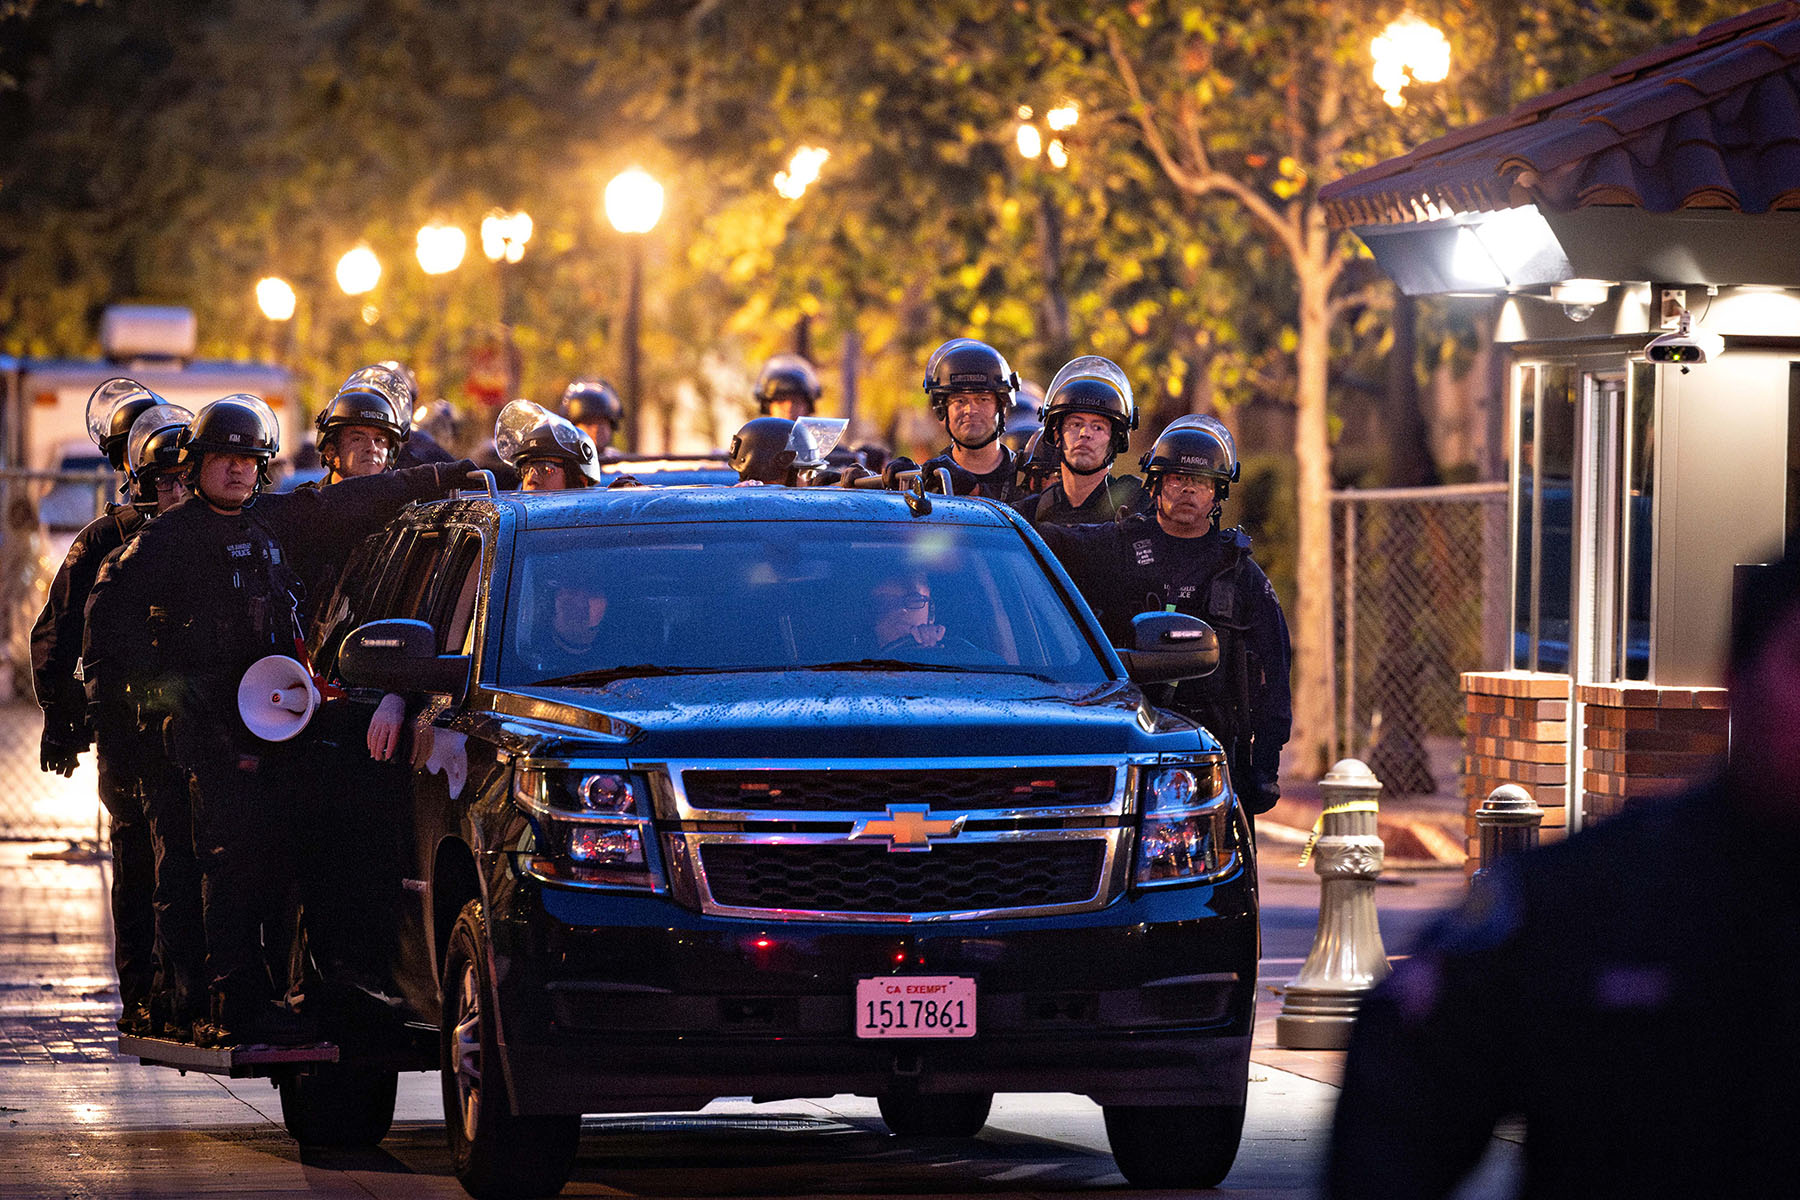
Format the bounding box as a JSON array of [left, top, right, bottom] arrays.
[[436, 458, 486, 494], [40, 732, 82, 777], [1244, 767, 1281, 815], [881, 457, 918, 488]]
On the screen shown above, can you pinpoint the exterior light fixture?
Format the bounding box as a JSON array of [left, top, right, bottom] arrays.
[[255, 277, 296, 321]]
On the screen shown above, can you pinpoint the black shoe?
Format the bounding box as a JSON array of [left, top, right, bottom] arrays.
[[116, 1003, 153, 1038], [196, 1000, 315, 1048]]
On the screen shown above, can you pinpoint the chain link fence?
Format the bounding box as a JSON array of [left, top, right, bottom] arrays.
[[1331, 483, 1510, 797], [0, 468, 118, 843]]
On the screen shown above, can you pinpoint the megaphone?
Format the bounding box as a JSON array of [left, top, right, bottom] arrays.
[[237, 655, 320, 742]]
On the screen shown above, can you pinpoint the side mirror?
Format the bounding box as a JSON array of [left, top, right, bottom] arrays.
[[338, 618, 471, 696], [1114, 611, 1219, 685]]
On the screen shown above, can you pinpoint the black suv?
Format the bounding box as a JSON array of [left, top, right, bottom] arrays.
[[298, 481, 1257, 1197]]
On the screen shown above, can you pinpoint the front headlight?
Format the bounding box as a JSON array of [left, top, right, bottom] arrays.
[[1134, 757, 1237, 886], [512, 764, 661, 890]]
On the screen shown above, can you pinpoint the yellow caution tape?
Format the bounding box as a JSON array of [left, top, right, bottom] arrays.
[[1296, 800, 1381, 867]]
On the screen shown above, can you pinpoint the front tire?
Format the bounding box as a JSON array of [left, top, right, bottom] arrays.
[[1103, 1103, 1245, 1189], [877, 1091, 993, 1138], [441, 900, 580, 1199], [279, 1064, 398, 1147]]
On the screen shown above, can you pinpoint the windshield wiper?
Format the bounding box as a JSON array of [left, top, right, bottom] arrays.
[[530, 664, 743, 687]]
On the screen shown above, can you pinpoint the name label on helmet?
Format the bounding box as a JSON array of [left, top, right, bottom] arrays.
[[227, 433, 243, 443], [949, 372, 994, 387]]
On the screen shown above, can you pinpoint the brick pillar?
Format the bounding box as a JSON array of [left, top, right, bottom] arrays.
[[1461, 671, 1573, 871], [1576, 683, 1728, 822]]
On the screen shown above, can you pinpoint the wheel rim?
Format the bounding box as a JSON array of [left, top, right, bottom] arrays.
[[452, 959, 483, 1142]]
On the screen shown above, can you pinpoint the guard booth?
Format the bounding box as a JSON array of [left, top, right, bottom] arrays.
[[1320, 5, 1800, 849]]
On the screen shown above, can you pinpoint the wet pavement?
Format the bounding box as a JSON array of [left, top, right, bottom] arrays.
[[0, 697, 1512, 1197]]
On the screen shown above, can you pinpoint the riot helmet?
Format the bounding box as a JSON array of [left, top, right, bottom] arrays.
[[1015, 428, 1059, 494], [560, 378, 624, 444], [1001, 379, 1044, 454], [177, 394, 282, 499], [1043, 355, 1137, 464], [494, 399, 601, 489], [86, 378, 164, 470], [1139, 414, 1238, 524], [374, 360, 419, 410], [754, 354, 823, 417], [316, 367, 410, 460], [922, 338, 1018, 449], [124, 404, 193, 512]]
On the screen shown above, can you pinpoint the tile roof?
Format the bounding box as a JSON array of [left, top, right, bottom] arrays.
[[1321, 3, 1800, 228]]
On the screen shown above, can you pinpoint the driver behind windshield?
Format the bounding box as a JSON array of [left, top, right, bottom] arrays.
[[869, 572, 946, 653], [523, 571, 611, 677]]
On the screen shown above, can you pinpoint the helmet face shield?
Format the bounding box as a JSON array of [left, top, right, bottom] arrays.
[[86, 378, 157, 447], [126, 404, 194, 477], [495, 399, 600, 486], [324, 366, 413, 444]]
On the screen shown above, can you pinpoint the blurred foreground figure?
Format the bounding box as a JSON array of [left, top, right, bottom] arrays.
[[1327, 550, 1800, 1200]]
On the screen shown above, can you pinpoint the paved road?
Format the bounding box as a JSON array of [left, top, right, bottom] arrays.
[[0, 697, 1515, 1198]]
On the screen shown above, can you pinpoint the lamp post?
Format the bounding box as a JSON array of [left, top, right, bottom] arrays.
[[1014, 103, 1077, 373], [481, 209, 533, 397], [416, 222, 467, 404], [605, 167, 664, 453]]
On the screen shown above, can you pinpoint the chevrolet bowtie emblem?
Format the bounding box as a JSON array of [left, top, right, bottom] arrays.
[[850, 805, 967, 852]]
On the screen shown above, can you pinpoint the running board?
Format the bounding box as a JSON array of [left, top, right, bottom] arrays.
[[118, 1034, 339, 1077]]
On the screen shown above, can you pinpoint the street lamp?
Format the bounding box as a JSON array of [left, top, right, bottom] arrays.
[[604, 167, 665, 452], [336, 244, 381, 296], [256, 276, 296, 322], [1371, 13, 1450, 109]]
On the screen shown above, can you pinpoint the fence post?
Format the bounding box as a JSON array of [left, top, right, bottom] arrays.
[[1472, 783, 1543, 890], [1275, 758, 1391, 1050]]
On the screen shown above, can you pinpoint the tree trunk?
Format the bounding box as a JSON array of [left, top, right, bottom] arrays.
[[1290, 231, 1335, 780]]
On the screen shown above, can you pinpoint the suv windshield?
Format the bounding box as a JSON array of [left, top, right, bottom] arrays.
[[498, 521, 1109, 687]]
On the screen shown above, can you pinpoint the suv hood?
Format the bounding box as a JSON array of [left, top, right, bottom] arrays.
[[499, 670, 1201, 758]]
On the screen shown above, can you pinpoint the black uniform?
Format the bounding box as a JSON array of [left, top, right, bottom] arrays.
[[1036, 513, 1291, 811], [1329, 781, 1800, 1200], [921, 444, 1020, 501], [1013, 474, 1146, 526], [83, 462, 469, 1032], [29, 505, 168, 1022]]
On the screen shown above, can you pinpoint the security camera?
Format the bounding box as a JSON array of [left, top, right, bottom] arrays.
[[1645, 310, 1723, 371]]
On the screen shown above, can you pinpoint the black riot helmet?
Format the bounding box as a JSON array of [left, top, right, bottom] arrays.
[[923, 338, 1018, 449], [316, 366, 410, 454], [86, 378, 164, 470], [754, 354, 823, 416], [494, 399, 601, 488], [1001, 379, 1043, 454], [124, 403, 193, 512], [560, 378, 624, 436], [729, 416, 801, 484], [1043, 355, 1137, 460], [177, 394, 282, 489], [1139, 414, 1238, 524], [1015, 428, 1059, 494]]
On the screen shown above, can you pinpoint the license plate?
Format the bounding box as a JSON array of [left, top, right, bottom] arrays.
[[855, 976, 977, 1039]]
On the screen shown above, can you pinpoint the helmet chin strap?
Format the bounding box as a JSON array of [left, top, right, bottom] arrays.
[[949, 424, 1001, 451], [1066, 455, 1112, 477]]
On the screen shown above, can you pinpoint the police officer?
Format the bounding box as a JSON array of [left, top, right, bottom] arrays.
[[1001, 380, 1044, 456], [315, 367, 410, 487], [495, 399, 601, 491], [727, 416, 831, 485], [561, 378, 624, 456], [754, 354, 822, 420], [919, 338, 1022, 500], [83, 394, 479, 1046], [1013, 356, 1145, 526], [1013, 429, 1059, 497], [1035, 416, 1289, 815], [30, 379, 165, 1036]]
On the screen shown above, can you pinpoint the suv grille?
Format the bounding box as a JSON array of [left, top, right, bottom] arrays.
[[698, 840, 1106, 915], [681, 766, 1116, 813]]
